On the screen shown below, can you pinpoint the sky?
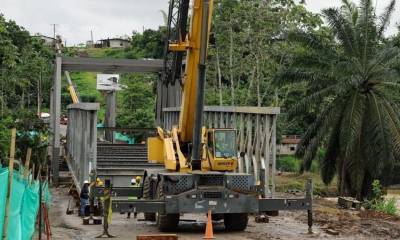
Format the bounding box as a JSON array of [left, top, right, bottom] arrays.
[[1, 0, 399, 46]]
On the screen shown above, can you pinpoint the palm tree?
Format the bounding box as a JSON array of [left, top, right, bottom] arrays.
[[276, 0, 400, 199]]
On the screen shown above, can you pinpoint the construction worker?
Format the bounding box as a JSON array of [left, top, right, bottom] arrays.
[[127, 176, 141, 219], [80, 180, 90, 217]]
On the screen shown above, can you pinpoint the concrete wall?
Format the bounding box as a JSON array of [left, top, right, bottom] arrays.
[[109, 40, 130, 48], [278, 143, 297, 155]]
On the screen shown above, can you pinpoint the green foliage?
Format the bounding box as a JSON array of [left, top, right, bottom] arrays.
[[0, 14, 52, 168], [277, 155, 300, 172], [275, 0, 400, 199], [0, 109, 49, 168], [0, 14, 53, 115], [206, 0, 322, 107], [13, 110, 49, 167], [371, 179, 383, 199], [364, 180, 398, 216], [130, 28, 165, 59], [0, 115, 13, 164], [117, 74, 156, 128]]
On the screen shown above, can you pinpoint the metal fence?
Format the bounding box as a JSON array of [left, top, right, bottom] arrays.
[[66, 103, 99, 192], [162, 106, 280, 197]]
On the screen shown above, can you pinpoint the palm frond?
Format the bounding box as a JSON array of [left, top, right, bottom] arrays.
[[320, 124, 340, 185], [273, 68, 335, 86], [377, 0, 396, 39], [362, 92, 392, 177], [341, 0, 359, 25], [322, 7, 358, 56]]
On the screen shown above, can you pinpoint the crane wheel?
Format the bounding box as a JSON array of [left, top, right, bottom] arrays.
[[224, 213, 249, 231], [143, 176, 156, 221], [156, 180, 179, 231]]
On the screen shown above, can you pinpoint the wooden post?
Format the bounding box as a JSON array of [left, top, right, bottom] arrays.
[[3, 128, 16, 240], [23, 148, 32, 179], [38, 169, 42, 240]]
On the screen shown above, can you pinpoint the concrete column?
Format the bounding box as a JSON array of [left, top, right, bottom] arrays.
[[51, 54, 62, 186], [104, 91, 116, 142]]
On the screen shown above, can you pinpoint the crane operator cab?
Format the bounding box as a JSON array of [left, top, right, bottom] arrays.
[[204, 129, 238, 171]]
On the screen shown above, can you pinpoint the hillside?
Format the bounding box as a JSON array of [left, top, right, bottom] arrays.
[[65, 47, 157, 127]]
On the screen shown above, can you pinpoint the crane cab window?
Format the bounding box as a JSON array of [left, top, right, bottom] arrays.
[[214, 130, 236, 158], [208, 131, 214, 149]]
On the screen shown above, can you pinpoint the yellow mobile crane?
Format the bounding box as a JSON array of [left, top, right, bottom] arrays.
[[144, 0, 251, 231], [100, 0, 313, 233], [148, 0, 236, 172]]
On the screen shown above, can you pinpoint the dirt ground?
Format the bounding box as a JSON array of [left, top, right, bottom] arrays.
[[40, 187, 400, 240]]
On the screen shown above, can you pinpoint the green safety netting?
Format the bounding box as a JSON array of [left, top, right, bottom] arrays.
[[21, 180, 40, 239], [42, 181, 52, 206], [0, 168, 9, 238], [0, 168, 50, 240], [8, 174, 26, 240]]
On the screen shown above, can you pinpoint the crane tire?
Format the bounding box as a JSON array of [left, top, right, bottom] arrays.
[[156, 180, 179, 231], [224, 213, 249, 231], [143, 176, 156, 221]]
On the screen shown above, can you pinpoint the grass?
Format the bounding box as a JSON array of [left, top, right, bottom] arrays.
[[364, 180, 399, 216], [84, 47, 132, 59], [276, 172, 338, 197]]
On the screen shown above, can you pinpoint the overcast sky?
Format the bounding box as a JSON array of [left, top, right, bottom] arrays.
[[1, 0, 399, 45]]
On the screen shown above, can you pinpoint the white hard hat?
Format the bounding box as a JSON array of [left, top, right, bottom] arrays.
[[84, 180, 89, 184], [131, 178, 136, 184]]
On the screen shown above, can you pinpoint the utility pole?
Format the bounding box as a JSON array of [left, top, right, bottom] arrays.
[[50, 24, 58, 39], [91, 30, 94, 43]]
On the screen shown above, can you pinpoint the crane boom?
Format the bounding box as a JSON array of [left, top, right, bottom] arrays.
[[65, 71, 80, 104], [169, 0, 214, 143]]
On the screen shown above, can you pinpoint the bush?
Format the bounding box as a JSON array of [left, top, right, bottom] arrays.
[[277, 155, 300, 172], [364, 180, 398, 216]]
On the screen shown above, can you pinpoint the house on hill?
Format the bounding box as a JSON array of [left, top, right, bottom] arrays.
[[33, 35, 56, 46], [96, 38, 131, 48], [277, 135, 301, 155]]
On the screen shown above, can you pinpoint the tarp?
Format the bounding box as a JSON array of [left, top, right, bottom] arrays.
[[0, 168, 9, 238], [114, 132, 135, 144], [8, 174, 26, 240], [42, 181, 52, 206], [21, 180, 39, 239], [0, 169, 43, 240]]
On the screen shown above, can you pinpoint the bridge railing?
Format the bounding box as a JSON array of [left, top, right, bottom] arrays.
[[66, 103, 99, 192], [162, 106, 280, 197]]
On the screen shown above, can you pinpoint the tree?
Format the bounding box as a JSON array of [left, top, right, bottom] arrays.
[[207, 0, 322, 108], [275, 0, 400, 199], [117, 74, 156, 128]]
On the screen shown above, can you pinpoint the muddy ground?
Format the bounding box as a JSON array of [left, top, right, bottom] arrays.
[[39, 187, 400, 240]]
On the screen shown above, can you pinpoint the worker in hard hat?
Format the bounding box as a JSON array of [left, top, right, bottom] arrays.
[[127, 176, 141, 219], [80, 180, 90, 217]]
